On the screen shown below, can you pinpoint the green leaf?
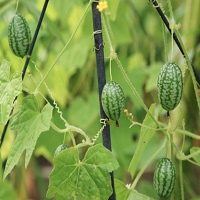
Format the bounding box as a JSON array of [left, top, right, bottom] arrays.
[[47, 144, 119, 199], [3, 94, 53, 179], [115, 179, 130, 199], [0, 60, 22, 125], [115, 179, 155, 200], [128, 103, 157, 178], [190, 147, 200, 164]]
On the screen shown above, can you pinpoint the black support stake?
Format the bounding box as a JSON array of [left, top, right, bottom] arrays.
[[91, 2, 116, 200], [0, 0, 50, 147], [22, 0, 50, 79]]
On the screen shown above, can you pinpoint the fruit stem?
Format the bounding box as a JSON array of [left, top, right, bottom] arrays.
[[175, 128, 200, 140], [50, 122, 91, 145], [15, 0, 19, 13], [179, 160, 185, 200], [167, 0, 175, 62]]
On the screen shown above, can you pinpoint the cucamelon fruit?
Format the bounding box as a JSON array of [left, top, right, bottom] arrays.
[[153, 158, 176, 198], [8, 14, 31, 58], [157, 62, 183, 112], [101, 81, 125, 125], [54, 144, 68, 157]]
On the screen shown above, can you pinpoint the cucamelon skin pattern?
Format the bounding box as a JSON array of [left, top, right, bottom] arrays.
[[157, 62, 183, 111], [8, 14, 31, 58], [101, 81, 125, 122], [54, 144, 68, 157], [153, 158, 176, 198]]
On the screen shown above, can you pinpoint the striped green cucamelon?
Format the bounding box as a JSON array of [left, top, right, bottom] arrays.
[[153, 158, 176, 198], [101, 81, 125, 124], [54, 144, 68, 157], [8, 14, 31, 58], [157, 62, 183, 111]]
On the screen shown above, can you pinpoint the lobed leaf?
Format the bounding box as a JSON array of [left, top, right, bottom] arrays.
[[115, 179, 155, 200], [47, 144, 119, 200], [3, 94, 53, 179], [0, 60, 22, 125]]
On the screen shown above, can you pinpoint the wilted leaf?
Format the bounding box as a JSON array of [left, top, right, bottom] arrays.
[[0, 60, 22, 125], [3, 94, 53, 179], [47, 144, 119, 200]]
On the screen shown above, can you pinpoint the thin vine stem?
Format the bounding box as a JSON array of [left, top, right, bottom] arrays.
[[179, 121, 185, 200], [129, 121, 167, 131], [167, 0, 174, 62], [179, 160, 185, 200], [166, 120, 172, 159], [174, 29, 200, 112], [175, 129, 200, 140], [109, 58, 112, 81], [15, 0, 19, 13], [156, 121, 200, 140], [176, 149, 200, 161], [167, 0, 200, 112], [30, 60, 79, 147], [162, 21, 168, 62], [50, 122, 92, 146], [36, 0, 92, 89], [50, 122, 66, 133], [114, 56, 159, 126], [130, 137, 167, 190]]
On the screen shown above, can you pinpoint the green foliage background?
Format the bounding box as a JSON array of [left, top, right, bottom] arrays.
[[0, 0, 200, 199]]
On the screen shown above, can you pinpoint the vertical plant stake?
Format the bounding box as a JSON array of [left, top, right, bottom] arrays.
[[91, 1, 116, 200]]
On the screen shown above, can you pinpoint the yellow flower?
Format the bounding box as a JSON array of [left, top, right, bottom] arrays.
[[96, 1, 108, 12]]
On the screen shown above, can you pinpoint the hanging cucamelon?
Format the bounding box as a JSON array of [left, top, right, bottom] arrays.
[[101, 81, 125, 125], [157, 62, 183, 112], [8, 14, 31, 58], [153, 158, 176, 198]]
